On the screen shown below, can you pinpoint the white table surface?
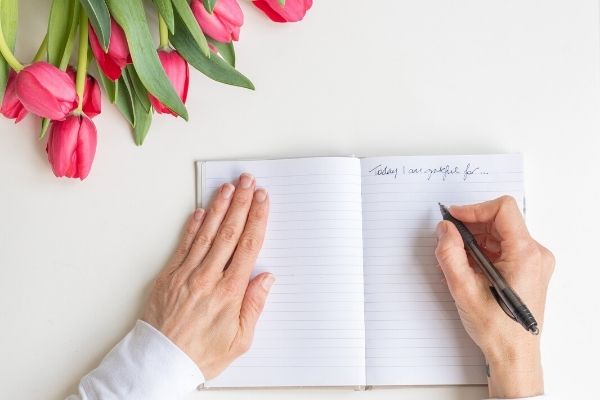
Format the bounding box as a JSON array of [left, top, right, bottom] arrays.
[[1, 1, 599, 399]]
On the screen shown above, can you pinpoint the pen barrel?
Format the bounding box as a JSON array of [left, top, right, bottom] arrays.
[[498, 287, 538, 332], [451, 218, 476, 243]]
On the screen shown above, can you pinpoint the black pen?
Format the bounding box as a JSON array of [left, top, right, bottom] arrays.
[[438, 203, 539, 335]]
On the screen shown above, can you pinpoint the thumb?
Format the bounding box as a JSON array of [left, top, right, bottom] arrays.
[[435, 221, 481, 302], [239, 273, 275, 342]]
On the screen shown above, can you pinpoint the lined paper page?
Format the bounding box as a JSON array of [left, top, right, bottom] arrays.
[[197, 157, 366, 388], [361, 154, 524, 386]]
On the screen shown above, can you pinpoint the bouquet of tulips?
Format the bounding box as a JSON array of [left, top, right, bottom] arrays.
[[0, 0, 312, 180]]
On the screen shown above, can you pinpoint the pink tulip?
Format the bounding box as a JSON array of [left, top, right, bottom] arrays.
[[0, 71, 28, 123], [66, 67, 102, 118], [149, 50, 189, 116], [191, 0, 244, 43], [46, 114, 97, 180], [15, 62, 77, 120], [253, 0, 312, 22], [89, 19, 131, 81]]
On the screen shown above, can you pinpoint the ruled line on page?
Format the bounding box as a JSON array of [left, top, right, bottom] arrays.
[[200, 157, 367, 388], [361, 154, 523, 386]]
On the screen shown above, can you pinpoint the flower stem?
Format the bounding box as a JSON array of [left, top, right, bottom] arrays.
[[159, 15, 169, 50], [0, 0, 23, 71], [33, 34, 48, 63], [59, 0, 80, 71], [75, 8, 89, 113]]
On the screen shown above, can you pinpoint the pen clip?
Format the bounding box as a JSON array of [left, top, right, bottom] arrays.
[[489, 286, 517, 321]]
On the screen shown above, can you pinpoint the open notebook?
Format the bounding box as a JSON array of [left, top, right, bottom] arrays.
[[195, 154, 524, 389]]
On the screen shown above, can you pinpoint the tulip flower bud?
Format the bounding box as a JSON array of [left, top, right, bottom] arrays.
[[66, 67, 102, 118], [0, 71, 28, 123], [15, 62, 78, 121], [89, 19, 132, 81], [149, 50, 189, 116], [46, 114, 97, 180], [191, 0, 244, 43], [253, 0, 312, 22]]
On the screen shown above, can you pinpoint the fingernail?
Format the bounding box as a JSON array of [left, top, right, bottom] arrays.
[[194, 208, 205, 222], [221, 183, 235, 199], [261, 274, 275, 291], [239, 173, 254, 189], [436, 221, 447, 238], [254, 188, 268, 203]]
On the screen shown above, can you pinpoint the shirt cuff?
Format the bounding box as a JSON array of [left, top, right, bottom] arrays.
[[78, 320, 204, 400]]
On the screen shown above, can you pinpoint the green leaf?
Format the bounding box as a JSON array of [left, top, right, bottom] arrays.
[[96, 62, 117, 103], [132, 95, 152, 145], [125, 65, 151, 112], [170, 13, 254, 90], [202, 0, 216, 14], [278, 0, 286, 6], [107, 0, 188, 120], [171, 0, 210, 58], [114, 71, 136, 126], [47, 0, 78, 67], [206, 36, 235, 67], [152, 0, 174, 33], [0, 0, 18, 101], [79, 0, 111, 51]]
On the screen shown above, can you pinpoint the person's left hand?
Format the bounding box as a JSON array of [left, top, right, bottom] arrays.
[[142, 173, 274, 380]]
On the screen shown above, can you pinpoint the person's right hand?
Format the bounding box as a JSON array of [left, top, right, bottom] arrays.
[[435, 196, 554, 398]]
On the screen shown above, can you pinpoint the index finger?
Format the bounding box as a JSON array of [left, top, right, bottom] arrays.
[[449, 195, 530, 242]]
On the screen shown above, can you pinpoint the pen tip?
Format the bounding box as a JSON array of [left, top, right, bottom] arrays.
[[530, 326, 540, 336], [438, 203, 452, 219]]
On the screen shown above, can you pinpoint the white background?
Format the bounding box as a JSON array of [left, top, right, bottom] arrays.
[[1, 1, 599, 399]]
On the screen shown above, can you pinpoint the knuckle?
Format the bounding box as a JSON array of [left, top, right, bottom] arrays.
[[232, 192, 252, 207], [245, 296, 262, 316], [169, 272, 187, 289], [499, 195, 518, 208], [208, 204, 224, 216], [187, 271, 212, 292], [239, 234, 261, 254], [219, 278, 242, 298], [217, 224, 238, 243], [175, 245, 188, 259], [153, 275, 167, 291], [434, 245, 453, 265], [522, 242, 542, 262], [193, 233, 213, 249], [539, 245, 556, 272], [236, 337, 252, 355], [250, 204, 268, 220]]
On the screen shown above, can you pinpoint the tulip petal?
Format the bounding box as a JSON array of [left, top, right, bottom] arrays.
[[83, 76, 102, 118], [16, 63, 77, 120], [253, 0, 312, 22], [46, 115, 97, 179], [191, 0, 243, 43], [0, 71, 28, 123], [47, 116, 80, 177], [149, 50, 189, 116], [213, 0, 244, 26], [76, 116, 97, 179], [252, 1, 287, 22], [89, 20, 131, 81]]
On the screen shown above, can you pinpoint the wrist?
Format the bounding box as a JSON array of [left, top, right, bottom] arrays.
[[485, 344, 544, 398]]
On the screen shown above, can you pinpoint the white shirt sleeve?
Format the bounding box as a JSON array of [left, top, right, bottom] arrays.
[[66, 320, 204, 400], [65, 321, 548, 400]]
